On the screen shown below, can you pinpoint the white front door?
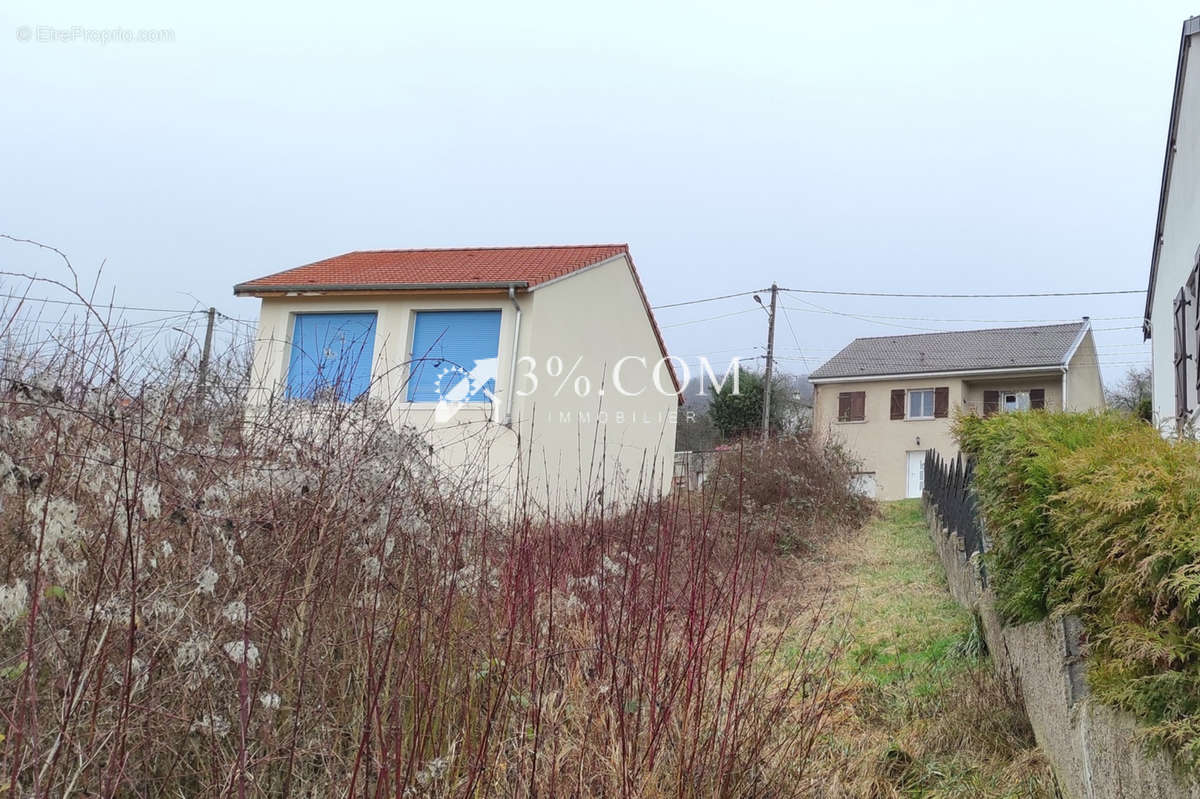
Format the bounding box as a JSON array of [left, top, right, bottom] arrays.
[[905, 450, 927, 498]]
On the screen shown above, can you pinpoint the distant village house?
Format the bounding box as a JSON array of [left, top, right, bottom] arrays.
[[810, 322, 1103, 500]]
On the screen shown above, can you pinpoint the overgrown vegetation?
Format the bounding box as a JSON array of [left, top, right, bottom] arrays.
[[807, 502, 1054, 798], [0, 244, 863, 796], [957, 410, 1200, 771], [705, 434, 874, 552]]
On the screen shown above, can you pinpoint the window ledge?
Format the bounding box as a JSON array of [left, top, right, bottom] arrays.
[[403, 401, 495, 409]]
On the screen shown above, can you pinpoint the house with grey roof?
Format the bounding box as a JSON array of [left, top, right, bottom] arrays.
[[810, 321, 1103, 500]]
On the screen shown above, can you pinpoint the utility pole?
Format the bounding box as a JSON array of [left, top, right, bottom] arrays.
[[760, 283, 778, 443], [197, 306, 216, 409]]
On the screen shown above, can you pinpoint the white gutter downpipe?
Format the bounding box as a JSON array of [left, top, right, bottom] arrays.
[[504, 285, 523, 426]]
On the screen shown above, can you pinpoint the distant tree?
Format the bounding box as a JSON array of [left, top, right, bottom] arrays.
[[708, 368, 764, 438], [1105, 365, 1152, 422], [707, 368, 803, 439]]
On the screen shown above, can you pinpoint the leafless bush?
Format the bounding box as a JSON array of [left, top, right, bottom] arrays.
[[707, 435, 875, 553], [0, 241, 848, 797]]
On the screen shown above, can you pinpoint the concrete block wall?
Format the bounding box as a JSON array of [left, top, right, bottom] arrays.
[[924, 503, 1200, 799]]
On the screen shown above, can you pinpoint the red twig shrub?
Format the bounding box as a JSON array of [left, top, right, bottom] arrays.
[[0, 264, 848, 797]]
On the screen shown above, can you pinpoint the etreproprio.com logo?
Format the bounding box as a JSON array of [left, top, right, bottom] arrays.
[[431, 355, 742, 423]]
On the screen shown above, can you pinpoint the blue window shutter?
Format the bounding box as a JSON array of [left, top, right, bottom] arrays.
[[408, 310, 502, 402], [286, 312, 377, 402]]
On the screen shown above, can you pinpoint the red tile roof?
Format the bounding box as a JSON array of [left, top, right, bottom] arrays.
[[233, 245, 630, 294], [234, 244, 681, 398]]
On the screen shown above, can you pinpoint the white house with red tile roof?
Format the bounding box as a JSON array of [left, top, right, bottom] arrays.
[[234, 245, 680, 510]]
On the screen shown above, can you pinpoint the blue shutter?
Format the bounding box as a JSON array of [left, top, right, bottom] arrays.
[[408, 310, 502, 402], [286, 312, 377, 402]]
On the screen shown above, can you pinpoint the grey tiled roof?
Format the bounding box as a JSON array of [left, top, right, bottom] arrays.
[[809, 322, 1088, 380]]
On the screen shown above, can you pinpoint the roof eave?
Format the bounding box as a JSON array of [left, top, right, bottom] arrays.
[[615, 250, 684, 402], [1061, 320, 1091, 367], [1145, 17, 1200, 338], [233, 280, 531, 297], [809, 364, 1067, 384], [525, 253, 627, 292]]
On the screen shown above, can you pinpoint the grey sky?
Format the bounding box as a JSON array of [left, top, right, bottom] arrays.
[[1, 0, 1189, 384]]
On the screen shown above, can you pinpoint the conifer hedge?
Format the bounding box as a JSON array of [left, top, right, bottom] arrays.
[[956, 411, 1200, 771]]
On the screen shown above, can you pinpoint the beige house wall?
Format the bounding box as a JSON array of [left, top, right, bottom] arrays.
[[812, 376, 964, 501], [1064, 331, 1105, 412], [814, 357, 1102, 501], [244, 254, 677, 514], [522, 257, 677, 505]]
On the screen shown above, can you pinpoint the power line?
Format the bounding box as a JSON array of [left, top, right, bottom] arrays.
[[781, 296, 1138, 334], [0, 292, 201, 315], [0, 291, 255, 324], [777, 305, 810, 371], [778, 287, 1143, 299], [673, 335, 1147, 361], [782, 299, 935, 332], [5, 312, 196, 331], [769, 343, 1145, 356], [660, 307, 760, 328], [652, 284, 1145, 311], [765, 344, 1146, 360], [674, 339, 1146, 361], [781, 308, 1139, 325], [664, 302, 1139, 331], [651, 290, 759, 309], [675, 348, 1147, 366]]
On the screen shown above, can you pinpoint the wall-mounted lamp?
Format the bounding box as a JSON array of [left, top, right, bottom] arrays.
[[915, 436, 921, 447]]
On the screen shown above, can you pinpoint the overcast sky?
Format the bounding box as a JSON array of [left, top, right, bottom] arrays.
[[1, 0, 1191, 384]]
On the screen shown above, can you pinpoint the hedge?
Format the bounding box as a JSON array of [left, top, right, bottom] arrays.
[[955, 411, 1200, 771]]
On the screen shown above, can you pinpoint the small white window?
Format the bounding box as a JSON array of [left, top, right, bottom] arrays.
[[1002, 391, 1030, 413], [908, 389, 935, 419]]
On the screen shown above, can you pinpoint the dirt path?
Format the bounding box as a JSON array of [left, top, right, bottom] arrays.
[[796, 500, 1056, 798]]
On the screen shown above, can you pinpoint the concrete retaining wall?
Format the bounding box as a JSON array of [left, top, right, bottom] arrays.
[[924, 502, 1200, 799]]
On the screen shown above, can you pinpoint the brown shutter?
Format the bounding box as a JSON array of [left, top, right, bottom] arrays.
[[1175, 288, 1190, 420], [838, 392, 851, 422], [851, 391, 866, 421], [982, 390, 999, 417], [1030, 388, 1045, 410], [1195, 300, 1200, 403], [933, 386, 949, 418], [890, 389, 905, 420]]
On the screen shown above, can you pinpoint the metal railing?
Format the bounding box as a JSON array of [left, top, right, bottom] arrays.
[[959, 399, 1062, 416], [923, 450, 987, 582]]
